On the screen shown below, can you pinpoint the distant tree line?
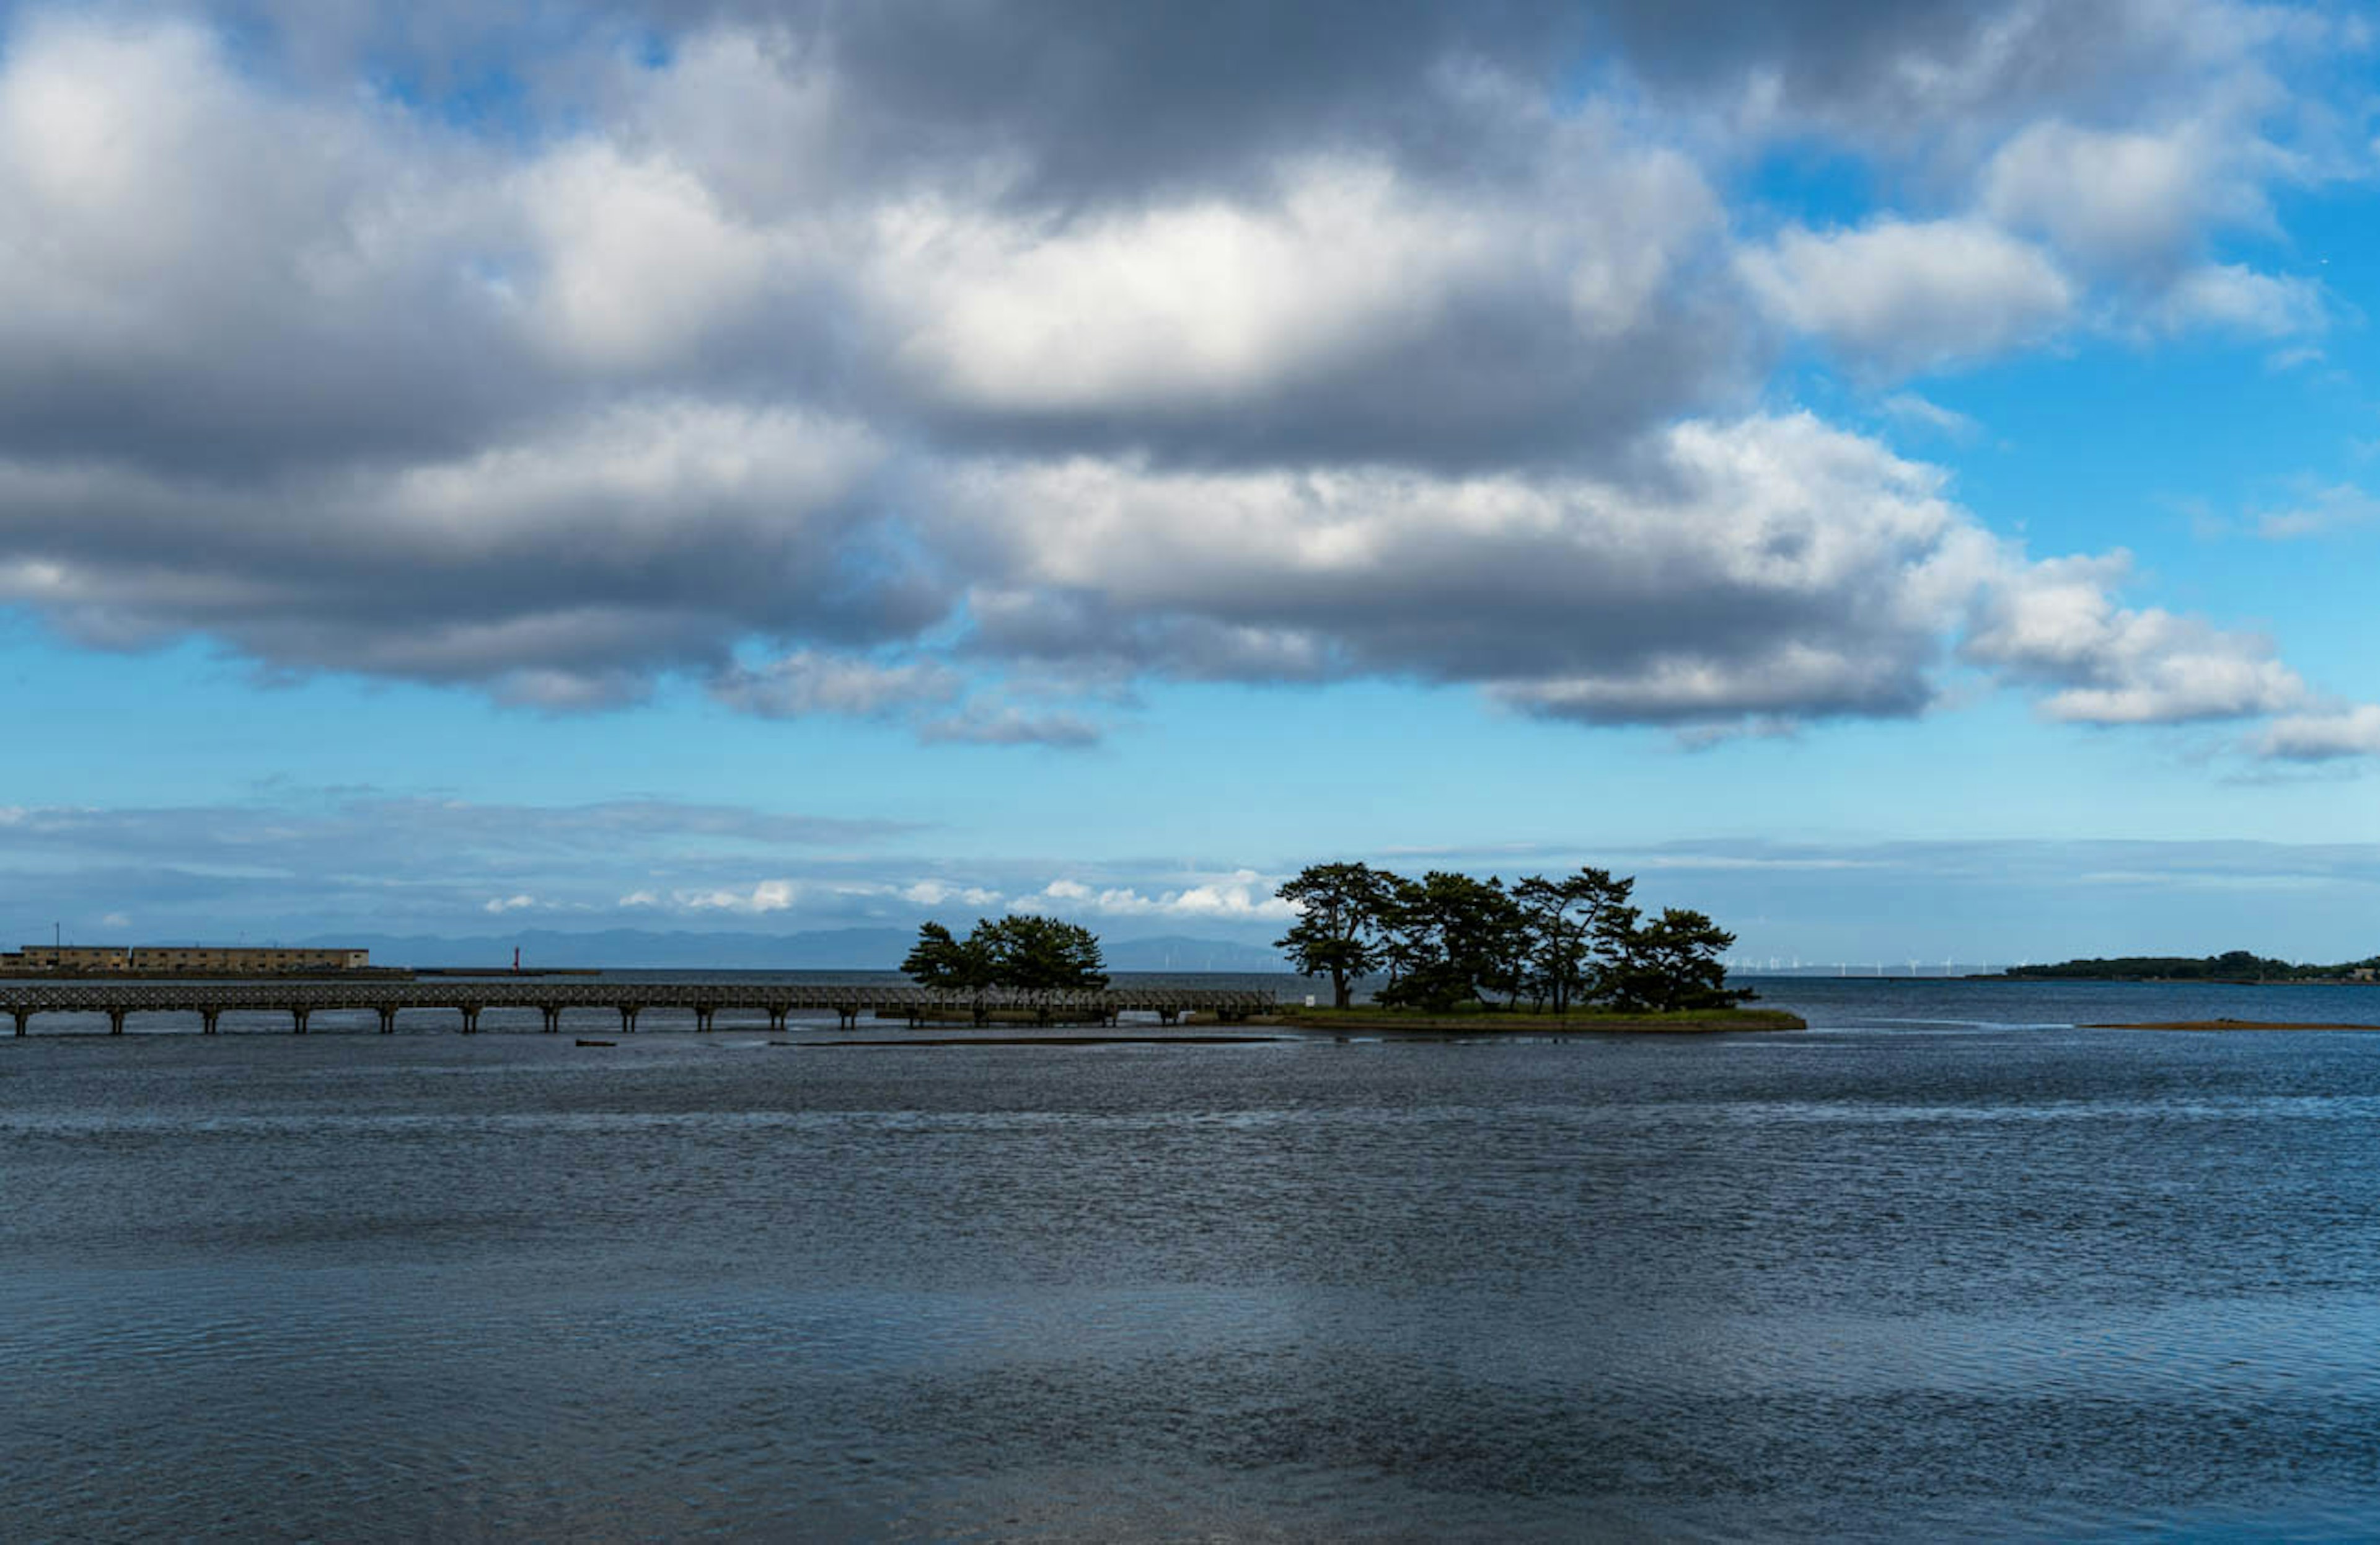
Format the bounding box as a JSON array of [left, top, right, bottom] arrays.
[[1273, 862, 1747, 1014], [2004, 950, 2380, 983]]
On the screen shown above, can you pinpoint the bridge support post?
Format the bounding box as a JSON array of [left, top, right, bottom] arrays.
[[291, 1008, 309, 1035], [695, 1006, 716, 1033], [11, 1009, 27, 1037], [459, 1006, 481, 1035], [540, 1006, 561, 1034], [201, 1009, 220, 1036], [378, 1007, 399, 1035], [619, 1005, 640, 1035]]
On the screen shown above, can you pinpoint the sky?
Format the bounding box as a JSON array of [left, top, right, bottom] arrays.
[[4, 0, 2380, 965]]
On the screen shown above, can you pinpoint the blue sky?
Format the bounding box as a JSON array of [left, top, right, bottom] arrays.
[[3, 0, 2380, 965]]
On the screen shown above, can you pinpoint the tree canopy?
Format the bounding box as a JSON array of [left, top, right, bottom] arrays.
[[901, 914, 1109, 993], [1274, 861, 1746, 1014], [1273, 861, 1396, 1008]]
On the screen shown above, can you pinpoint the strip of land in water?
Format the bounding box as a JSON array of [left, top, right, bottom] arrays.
[[2089, 1019, 2380, 1031], [1267, 1007, 1806, 1034], [785, 1034, 1288, 1047]]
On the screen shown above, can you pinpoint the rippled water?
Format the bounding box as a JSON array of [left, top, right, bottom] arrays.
[[9, 978, 2380, 1539]]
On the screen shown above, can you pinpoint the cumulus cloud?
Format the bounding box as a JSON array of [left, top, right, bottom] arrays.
[[950, 413, 2002, 729], [0, 0, 2358, 756], [1739, 218, 2076, 377], [1980, 118, 2265, 275], [2255, 706, 2380, 761], [1963, 554, 2307, 724]]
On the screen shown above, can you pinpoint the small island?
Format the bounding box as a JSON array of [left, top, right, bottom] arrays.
[[1266, 861, 1796, 1031], [896, 860, 1802, 1035], [1266, 861, 1799, 1034]]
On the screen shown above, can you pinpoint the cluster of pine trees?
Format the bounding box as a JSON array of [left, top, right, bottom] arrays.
[[1274, 862, 1744, 1014], [900, 914, 1109, 993]]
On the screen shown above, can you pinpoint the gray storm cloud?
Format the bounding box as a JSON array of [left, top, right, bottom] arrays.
[[0, 0, 2363, 745]]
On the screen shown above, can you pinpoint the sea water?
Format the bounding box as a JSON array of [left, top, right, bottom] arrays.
[[7, 975, 2380, 1539]]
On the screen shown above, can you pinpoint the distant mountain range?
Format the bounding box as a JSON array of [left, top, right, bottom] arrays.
[[299, 927, 1288, 973]]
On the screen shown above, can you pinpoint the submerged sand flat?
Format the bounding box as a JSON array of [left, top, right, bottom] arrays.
[[2092, 1019, 2380, 1031]]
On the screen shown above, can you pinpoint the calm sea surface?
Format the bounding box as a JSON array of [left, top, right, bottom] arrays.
[[9, 975, 2380, 1539]]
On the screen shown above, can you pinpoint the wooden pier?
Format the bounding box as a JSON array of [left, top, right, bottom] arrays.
[[0, 979, 1276, 1037]]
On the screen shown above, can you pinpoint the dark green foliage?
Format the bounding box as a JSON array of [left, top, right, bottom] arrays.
[[1513, 867, 1636, 1012], [901, 915, 1109, 993], [1279, 861, 1747, 1015], [974, 913, 1110, 990], [1603, 908, 1748, 1012], [1274, 862, 1396, 1009], [900, 921, 994, 991], [2004, 950, 2380, 981]]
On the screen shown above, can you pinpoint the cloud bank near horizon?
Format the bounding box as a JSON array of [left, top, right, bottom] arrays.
[[0, 1, 2371, 753], [7, 793, 2380, 963]]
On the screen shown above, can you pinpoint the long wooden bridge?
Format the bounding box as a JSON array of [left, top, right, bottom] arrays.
[[0, 980, 1277, 1036]]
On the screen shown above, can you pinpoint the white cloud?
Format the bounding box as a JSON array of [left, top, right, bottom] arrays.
[[2153, 263, 2327, 339], [483, 893, 539, 913], [900, 880, 1002, 908], [1023, 870, 1295, 923], [1739, 218, 2075, 376], [674, 880, 798, 913], [875, 133, 1719, 418], [513, 143, 778, 371], [1964, 554, 2307, 724], [1981, 118, 2261, 273], [2255, 706, 2380, 761]]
